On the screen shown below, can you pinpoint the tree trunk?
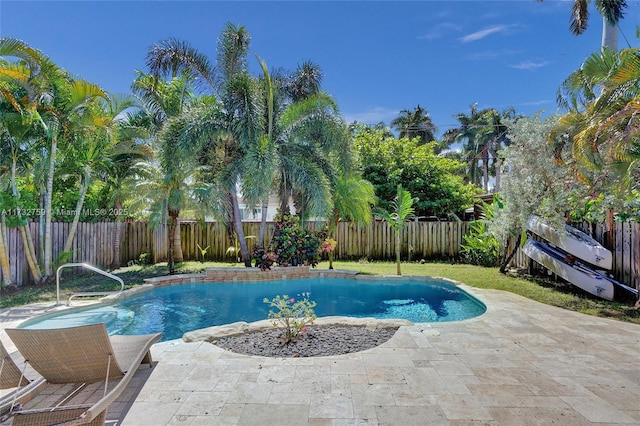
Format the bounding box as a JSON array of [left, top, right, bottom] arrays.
[[258, 198, 268, 248], [38, 192, 45, 269], [602, 18, 619, 51], [396, 229, 401, 275], [499, 236, 521, 274], [230, 191, 251, 267], [167, 210, 178, 275], [110, 214, 122, 270], [63, 168, 90, 254], [173, 216, 183, 263], [11, 161, 42, 283], [19, 225, 42, 283], [43, 135, 57, 279], [482, 150, 489, 193], [0, 222, 12, 286]]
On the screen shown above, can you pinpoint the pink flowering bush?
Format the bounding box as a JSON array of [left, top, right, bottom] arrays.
[[321, 238, 337, 253], [251, 247, 276, 270], [263, 295, 317, 343]]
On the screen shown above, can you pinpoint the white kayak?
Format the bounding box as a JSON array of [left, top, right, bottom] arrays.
[[522, 239, 614, 301], [526, 215, 612, 270]]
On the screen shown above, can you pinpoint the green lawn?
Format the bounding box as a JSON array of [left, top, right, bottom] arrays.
[[2, 260, 639, 324]]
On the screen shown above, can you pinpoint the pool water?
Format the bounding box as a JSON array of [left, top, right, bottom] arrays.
[[22, 277, 486, 341]]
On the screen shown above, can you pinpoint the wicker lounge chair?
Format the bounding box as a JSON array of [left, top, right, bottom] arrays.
[[1, 324, 161, 426], [0, 339, 44, 413]]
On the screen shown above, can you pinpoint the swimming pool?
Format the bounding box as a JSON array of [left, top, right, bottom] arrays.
[[22, 277, 486, 341]]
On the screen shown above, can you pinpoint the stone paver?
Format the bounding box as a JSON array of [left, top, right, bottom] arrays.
[[3, 285, 640, 425]]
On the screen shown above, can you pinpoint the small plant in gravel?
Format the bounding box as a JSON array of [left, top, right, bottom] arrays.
[[264, 295, 317, 343]]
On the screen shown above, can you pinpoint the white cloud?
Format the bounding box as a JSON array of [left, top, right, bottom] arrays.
[[460, 24, 510, 43], [518, 99, 551, 107], [509, 60, 550, 70], [343, 107, 399, 125], [417, 22, 461, 41], [466, 49, 520, 60]]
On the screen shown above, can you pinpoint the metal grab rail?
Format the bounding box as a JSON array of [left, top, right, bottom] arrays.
[[56, 263, 125, 305]]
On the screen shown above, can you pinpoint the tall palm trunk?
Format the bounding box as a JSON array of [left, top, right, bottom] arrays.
[[173, 216, 183, 263], [38, 191, 45, 269], [481, 149, 490, 192], [395, 228, 401, 276], [167, 209, 179, 274], [602, 18, 618, 50], [43, 135, 57, 279], [259, 198, 268, 248], [0, 220, 11, 286], [11, 161, 42, 283], [110, 200, 123, 270], [230, 190, 251, 267], [63, 166, 91, 253], [19, 225, 41, 283]]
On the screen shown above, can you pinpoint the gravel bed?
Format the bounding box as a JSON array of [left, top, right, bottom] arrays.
[[214, 325, 399, 357]]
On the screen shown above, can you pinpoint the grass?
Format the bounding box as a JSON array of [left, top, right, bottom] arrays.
[[2, 259, 639, 324]]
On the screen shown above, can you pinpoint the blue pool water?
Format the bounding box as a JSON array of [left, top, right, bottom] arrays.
[[22, 277, 486, 341]]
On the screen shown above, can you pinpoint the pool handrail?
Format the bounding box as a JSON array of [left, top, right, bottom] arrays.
[[56, 263, 125, 306]]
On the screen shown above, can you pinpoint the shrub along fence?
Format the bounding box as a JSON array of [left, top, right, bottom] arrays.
[[2, 220, 638, 292]]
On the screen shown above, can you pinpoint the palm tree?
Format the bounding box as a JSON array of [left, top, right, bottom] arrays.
[[0, 98, 44, 284], [442, 103, 488, 190], [443, 104, 514, 192], [131, 70, 200, 267], [286, 60, 323, 103], [539, 0, 627, 50], [1, 38, 46, 283], [40, 77, 107, 279], [381, 185, 414, 275], [327, 172, 376, 269], [390, 105, 437, 145], [60, 94, 141, 255], [553, 47, 640, 189], [104, 110, 153, 270], [245, 59, 351, 252], [144, 24, 262, 267], [1, 37, 107, 281]]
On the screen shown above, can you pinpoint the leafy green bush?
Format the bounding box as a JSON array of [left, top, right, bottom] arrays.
[[268, 209, 326, 267], [138, 252, 152, 266], [461, 220, 499, 267]]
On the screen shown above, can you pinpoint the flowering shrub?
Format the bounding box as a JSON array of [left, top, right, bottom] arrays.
[[263, 294, 317, 343], [268, 209, 327, 267], [251, 246, 276, 271], [321, 238, 336, 253], [270, 210, 301, 266]]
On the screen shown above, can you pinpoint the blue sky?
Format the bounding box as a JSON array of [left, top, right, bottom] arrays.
[[2, 1, 640, 136]]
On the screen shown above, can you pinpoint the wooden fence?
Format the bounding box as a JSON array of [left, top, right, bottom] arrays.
[[2, 220, 467, 286], [2, 220, 638, 292]]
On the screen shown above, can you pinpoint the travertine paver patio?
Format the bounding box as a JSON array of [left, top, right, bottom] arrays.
[[3, 285, 640, 425]]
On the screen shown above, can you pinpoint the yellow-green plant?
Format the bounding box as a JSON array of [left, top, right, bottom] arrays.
[[264, 294, 316, 343], [380, 184, 414, 275]]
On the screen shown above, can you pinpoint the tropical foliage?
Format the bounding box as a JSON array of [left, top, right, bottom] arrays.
[[549, 47, 640, 221], [442, 104, 516, 192], [379, 185, 415, 275], [353, 125, 478, 219], [538, 0, 627, 50], [390, 105, 437, 145]]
